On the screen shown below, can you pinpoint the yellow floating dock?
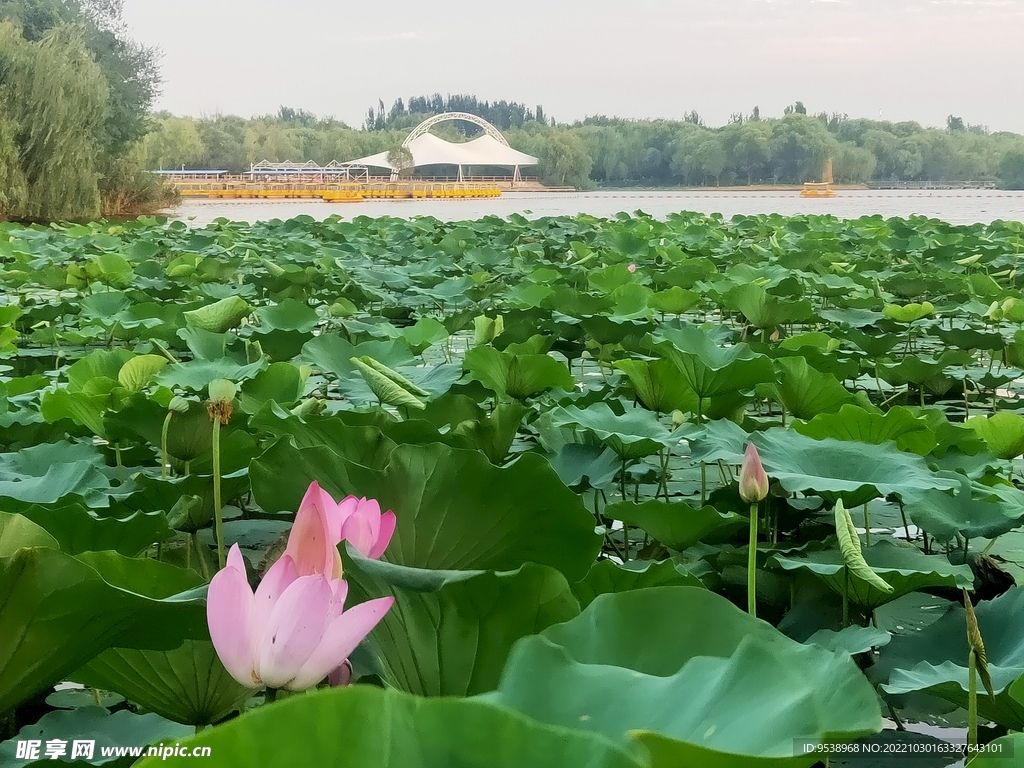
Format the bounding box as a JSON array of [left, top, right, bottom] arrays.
[[175, 182, 503, 202]]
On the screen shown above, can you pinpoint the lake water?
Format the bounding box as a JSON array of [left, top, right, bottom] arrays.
[[170, 189, 1024, 227]]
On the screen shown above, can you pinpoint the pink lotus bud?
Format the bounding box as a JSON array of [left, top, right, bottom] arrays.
[[738, 442, 769, 503], [207, 544, 393, 691], [628, 264, 637, 273], [283, 483, 396, 579], [770, 328, 780, 342]]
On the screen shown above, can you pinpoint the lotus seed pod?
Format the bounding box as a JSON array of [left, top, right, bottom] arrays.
[[208, 379, 237, 404], [168, 396, 190, 414]]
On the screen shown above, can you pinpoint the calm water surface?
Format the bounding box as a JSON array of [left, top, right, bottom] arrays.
[[170, 189, 1024, 227]]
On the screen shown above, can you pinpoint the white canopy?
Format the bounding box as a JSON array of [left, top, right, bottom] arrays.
[[351, 133, 538, 171]]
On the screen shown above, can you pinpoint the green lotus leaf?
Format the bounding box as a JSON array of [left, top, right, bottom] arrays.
[[877, 587, 1024, 730], [464, 345, 574, 400], [16, 503, 172, 556], [135, 686, 643, 768], [343, 552, 579, 696], [877, 350, 973, 386], [571, 559, 704, 608], [724, 282, 815, 330], [117, 354, 169, 392], [806, 625, 891, 655], [648, 286, 701, 315], [0, 441, 121, 508], [792, 405, 937, 455], [613, 357, 697, 414], [0, 513, 206, 713], [966, 733, 1024, 767], [252, 441, 601, 579], [547, 443, 621, 492], [903, 471, 1024, 542], [237, 362, 306, 414], [73, 640, 252, 726], [155, 357, 267, 392], [0, 708, 192, 767], [771, 539, 973, 610], [300, 335, 415, 378], [606, 499, 746, 550], [40, 388, 110, 437], [648, 325, 775, 410], [882, 301, 934, 323], [967, 412, 1024, 460], [548, 402, 678, 460], [772, 357, 857, 420], [66, 349, 135, 393], [182, 295, 251, 333], [350, 356, 426, 410], [253, 297, 319, 332], [752, 428, 959, 507], [486, 587, 881, 768]]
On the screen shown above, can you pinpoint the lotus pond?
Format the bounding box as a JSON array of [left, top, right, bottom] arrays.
[[2, 210, 1024, 767]]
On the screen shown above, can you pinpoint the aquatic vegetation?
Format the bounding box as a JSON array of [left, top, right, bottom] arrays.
[[1, 209, 1024, 765]]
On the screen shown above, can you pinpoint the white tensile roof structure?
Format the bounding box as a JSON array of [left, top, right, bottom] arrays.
[[349, 112, 538, 181]]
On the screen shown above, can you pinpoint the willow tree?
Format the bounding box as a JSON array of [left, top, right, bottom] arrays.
[[0, 22, 108, 221]]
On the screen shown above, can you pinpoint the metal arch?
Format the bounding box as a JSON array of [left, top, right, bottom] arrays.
[[402, 112, 510, 148]]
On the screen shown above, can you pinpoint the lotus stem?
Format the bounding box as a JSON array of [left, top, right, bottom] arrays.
[[212, 418, 225, 570], [192, 531, 210, 581], [114, 442, 124, 483], [968, 648, 978, 752], [265, 687, 278, 704], [700, 462, 707, 505], [161, 411, 172, 480], [748, 501, 758, 617], [620, 457, 627, 501], [842, 567, 850, 627], [863, 502, 871, 547]]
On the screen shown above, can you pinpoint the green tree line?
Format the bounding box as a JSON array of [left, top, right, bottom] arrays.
[[0, 0, 163, 221], [144, 99, 1024, 191]]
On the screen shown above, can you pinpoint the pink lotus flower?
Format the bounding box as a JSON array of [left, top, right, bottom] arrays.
[[283, 482, 397, 578], [628, 264, 637, 273], [207, 545, 393, 691], [738, 442, 769, 503]]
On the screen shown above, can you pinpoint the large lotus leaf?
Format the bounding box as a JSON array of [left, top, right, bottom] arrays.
[[613, 358, 697, 414], [723, 282, 815, 329], [877, 351, 972, 387], [792, 405, 937, 456], [66, 349, 135, 393], [300, 335, 415, 379], [806, 625, 892, 656], [648, 286, 701, 315], [772, 357, 857, 420], [649, 325, 776, 403], [967, 412, 1024, 460], [0, 513, 206, 713], [548, 443, 621, 492], [966, 733, 1024, 767], [464, 346, 574, 400], [117, 354, 169, 392], [485, 587, 881, 768], [903, 472, 1024, 542], [73, 640, 252, 726], [548, 402, 678, 460], [606, 500, 747, 550], [571, 559, 704, 608], [16, 504, 172, 556], [0, 707, 192, 767], [252, 441, 601, 579], [882, 302, 934, 323], [0, 440, 121, 508], [877, 587, 1024, 729], [254, 297, 319, 332], [752, 428, 959, 507], [40, 388, 111, 437], [248, 403, 397, 469], [237, 362, 306, 414], [135, 685, 643, 768], [343, 552, 580, 696], [771, 539, 973, 610], [155, 357, 267, 391]]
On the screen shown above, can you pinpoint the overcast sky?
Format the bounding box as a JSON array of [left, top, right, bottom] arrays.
[[121, 0, 1024, 132]]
